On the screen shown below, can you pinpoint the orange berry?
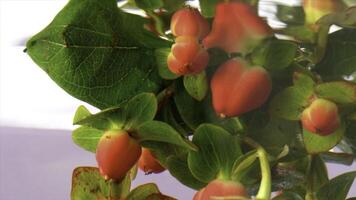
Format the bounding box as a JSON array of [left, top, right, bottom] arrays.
[[301, 98, 340, 136], [211, 59, 272, 117], [96, 131, 141, 180], [138, 148, 165, 174]]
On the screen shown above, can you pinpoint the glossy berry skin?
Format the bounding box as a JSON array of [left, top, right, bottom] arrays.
[[203, 2, 272, 53], [193, 188, 205, 200], [301, 98, 340, 136], [96, 130, 142, 180], [138, 148, 165, 174], [170, 8, 210, 39], [167, 36, 209, 75], [195, 179, 247, 200], [211, 59, 272, 117], [303, 0, 345, 24]]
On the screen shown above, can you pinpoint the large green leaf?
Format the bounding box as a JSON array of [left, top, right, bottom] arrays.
[[269, 86, 312, 120], [173, 80, 220, 130], [137, 120, 197, 150], [315, 81, 356, 105], [183, 71, 209, 101], [73, 93, 157, 130], [251, 39, 298, 70], [166, 155, 206, 190], [270, 71, 315, 121], [247, 116, 304, 157], [303, 124, 345, 154], [72, 126, 103, 153], [306, 155, 329, 194], [71, 167, 131, 200], [188, 124, 242, 183], [316, 171, 356, 200], [316, 29, 356, 81], [26, 0, 169, 109]]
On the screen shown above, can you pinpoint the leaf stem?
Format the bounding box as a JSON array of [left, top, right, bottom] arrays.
[[243, 138, 271, 200], [156, 85, 174, 111]]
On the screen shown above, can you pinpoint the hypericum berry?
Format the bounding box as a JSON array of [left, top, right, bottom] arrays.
[[193, 188, 205, 200], [96, 130, 141, 180], [167, 36, 209, 75], [138, 148, 165, 174], [196, 179, 248, 200], [301, 98, 340, 136], [203, 2, 272, 53], [170, 8, 210, 39], [303, 0, 346, 25], [211, 59, 272, 117]]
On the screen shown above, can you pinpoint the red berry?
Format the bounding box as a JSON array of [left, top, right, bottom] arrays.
[[171, 8, 210, 39], [301, 98, 340, 136], [167, 36, 209, 75], [203, 2, 271, 53], [211, 59, 272, 117], [138, 148, 165, 174], [96, 130, 141, 180], [198, 179, 248, 200]]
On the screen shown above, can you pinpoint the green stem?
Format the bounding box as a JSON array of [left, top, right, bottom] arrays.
[[146, 11, 165, 36], [243, 138, 271, 200]]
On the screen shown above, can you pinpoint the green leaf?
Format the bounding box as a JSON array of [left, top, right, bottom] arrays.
[[278, 25, 316, 43], [276, 5, 305, 25], [73, 105, 92, 124], [273, 192, 304, 200], [161, 0, 185, 12], [303, 124, 345, 154], [74, 106, 122, 130], [251, 39, 298, 70], [174, 81, 220, 130], [156, 101, 191, 136], [315, 29, 356, 80], [188, 124, 242, 183], [319, 7, 356, 29], [269, 86, 312, 120], [126, 183, 159, 200], [315, 81, 356, 105], [155, 48, 179, 80], [316, 171, 356, 200], [74, 93, 157, 130], [166, 155, 206, 190], [342, 122, 356, 155], [307, 155, 329, 193], [72, 126, 103, 153], [123, 93, 158, 129], [26, 0, 169, 109], [293, 71, 316, 94], [247, 116, 305, 157], [183, 71, 209, 101], [137, 120, 197, 151], [231, 150, 258, 181], [135, 0, 163, 10], [199, 0, 221, 17], [71, 167, 131, 200], [321, 152, 354, 165]]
